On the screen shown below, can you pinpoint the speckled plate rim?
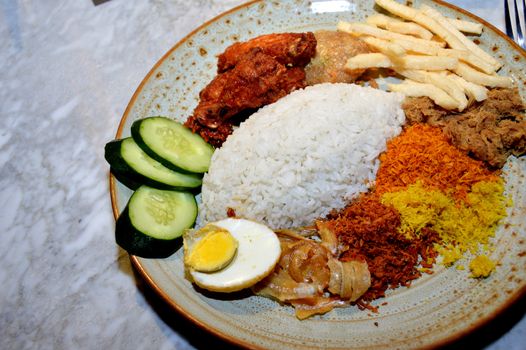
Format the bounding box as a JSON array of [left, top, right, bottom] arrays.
[[109, 1, 526, 349]]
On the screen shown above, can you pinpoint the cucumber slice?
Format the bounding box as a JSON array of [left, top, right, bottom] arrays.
[[105, 138, 202, 190], [110, 167, 142, 190], [116, 186, 197, 258], [131, 117, 214, 174]]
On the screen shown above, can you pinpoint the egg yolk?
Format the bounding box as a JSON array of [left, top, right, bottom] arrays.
[[187, 229, 238, 272]]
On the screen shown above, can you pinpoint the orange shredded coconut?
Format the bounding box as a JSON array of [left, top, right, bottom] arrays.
[[375, 124, 499, 200]]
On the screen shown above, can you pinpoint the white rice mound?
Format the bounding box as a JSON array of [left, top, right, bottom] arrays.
[[200, 83, 405, 228]]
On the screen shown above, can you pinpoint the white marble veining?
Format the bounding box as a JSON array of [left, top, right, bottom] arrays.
[[0, 0, 524, 349]]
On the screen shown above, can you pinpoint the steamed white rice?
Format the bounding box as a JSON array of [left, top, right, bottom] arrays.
[[200, 83, 405, 228]]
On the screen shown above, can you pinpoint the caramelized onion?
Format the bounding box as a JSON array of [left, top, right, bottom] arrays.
[[328, 258, 371, 301], [342, 260, 371, 301], [254, 263, 318, 301], [316, 220, 339, 255], [291, 298, 346, 320], [327, 258, 342, 295], [341, 262, 355, 300], [257, 279, 318, 301], [255, 226, 371, 319], [288, 242, 312, 282], [350, 260, 371, 301]]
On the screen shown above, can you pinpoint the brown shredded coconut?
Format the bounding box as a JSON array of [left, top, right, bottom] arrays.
[[324, 194, 440, 307], [374, 124, 498, 201]]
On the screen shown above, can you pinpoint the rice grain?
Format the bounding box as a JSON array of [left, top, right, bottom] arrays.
[[200, 83, 405, 228]]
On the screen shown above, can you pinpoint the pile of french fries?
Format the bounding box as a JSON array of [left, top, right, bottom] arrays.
[[339, 0, 513, 111]]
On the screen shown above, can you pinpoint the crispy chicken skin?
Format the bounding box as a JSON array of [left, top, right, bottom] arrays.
[[217, 32, 317, 73], [184, 116, 235, 149], [185, 33, 316, 147]]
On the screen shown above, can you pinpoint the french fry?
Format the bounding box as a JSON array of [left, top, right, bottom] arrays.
[[414, 12, 466, 49], [366, 13, 393, 27], [363, 36, 406, 57], [398, 55, 458, 71], [369, 6, 482, 35], [361, 30, 493, 75], [391, 38, 441, 55], [366, 13, 433, 39], [388, 80, 460, 110], [354, 0, 511, 110], [337, 22, 444, 48], [436, 48, 495, 74], [375, 0, 498, 73], [345, 53, 392, 70], [460, 53, 496, 75], [447, 73, 488, 102], [420, 5, 501, 70], [454, 62, 512, 87], [447, 18, 483, 35], [363, 38, 458, 72], [375, 0, 464, 47], [394, 45, 485, 74], [436, 48, 470, 58], [397, 69, 468, 110], [386, 21, 434, 40], [375, 0, 418, 19]]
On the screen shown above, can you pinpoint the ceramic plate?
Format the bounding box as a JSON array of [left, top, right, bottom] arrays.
[[110, 0, 526, 348]]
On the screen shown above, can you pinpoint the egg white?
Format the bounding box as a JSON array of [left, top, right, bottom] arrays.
[[189, 218, 281, 292]]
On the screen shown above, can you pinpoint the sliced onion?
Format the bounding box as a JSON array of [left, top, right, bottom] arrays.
[[255, 272, 318, 301], [291, 298, 346, 320], [316, 221, 339, 255], [328, 258, 371, 301], [256, 225, 371, 319], [288, 242, 312, 282], [350, 260, 371, 301], [327, 258, 342, 295], [340, 261, 355, 299]]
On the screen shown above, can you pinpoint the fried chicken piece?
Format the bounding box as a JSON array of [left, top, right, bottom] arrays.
[[185, 32, 316, 147], [185, 48, 308, 147], [197, 49, 306, 128], [217, 32, 316, 73], [184, 116, 234, 149]]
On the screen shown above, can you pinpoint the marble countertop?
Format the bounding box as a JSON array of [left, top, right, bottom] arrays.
[[1, 0, 524, 349]]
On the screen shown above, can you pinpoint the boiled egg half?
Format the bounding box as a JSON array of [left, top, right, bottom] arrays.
[[183, 218, 281, 292]]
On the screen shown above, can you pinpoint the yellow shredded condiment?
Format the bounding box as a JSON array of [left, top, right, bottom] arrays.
[[381, 180, 508, 271], [469, 255, 496, 278]]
